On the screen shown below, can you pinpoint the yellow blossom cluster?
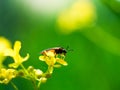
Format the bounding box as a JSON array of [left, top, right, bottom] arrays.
[[0, 68, 16, 84], [0, 37, 29, 84], [0, 36, 68, 89], [0, 37, 11, 68], [4, 41, 29, 68], [39, 50, 68, 74], [57, 0, 96, 34]]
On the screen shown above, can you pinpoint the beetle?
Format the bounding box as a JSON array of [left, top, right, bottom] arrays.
[[40, 47, 67, 56]]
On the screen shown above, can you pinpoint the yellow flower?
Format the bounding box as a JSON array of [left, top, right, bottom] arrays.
[[39, 50, 68, 67], [0, 68, 16, 84], [40, 77, 47, 83], [39, 55, 68, 74], [4, 41, 29, 68], [57, 0, 96, 34], [0, 37, 11, 67], [34, 69, 43, 80]]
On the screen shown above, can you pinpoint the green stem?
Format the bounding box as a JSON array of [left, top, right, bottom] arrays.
[[20, 64, 38, 90], [11, 82, 18, 90], [47, 66, 54, 74], [37, 66, 53, 90], [20, 64, 29, 76], [37, 80, 42, 89], [31, 79, 38, 90]]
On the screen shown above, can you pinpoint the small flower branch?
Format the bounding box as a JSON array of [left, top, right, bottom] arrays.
[[0, 39, 68, 90], [10, 82, 18, 90]]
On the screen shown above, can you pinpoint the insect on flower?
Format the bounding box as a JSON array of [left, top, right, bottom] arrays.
[[40, 47, 67, 56], [39, 47, 70, 67]]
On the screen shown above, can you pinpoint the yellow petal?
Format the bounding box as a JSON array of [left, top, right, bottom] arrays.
[[9, 63, 19, 68], [54, 64, 61, 68], [39, 56, 46, 61], [23, 53, 29, 61], [0, 37, 11, 53], [4, 48, 14, 56], [14, 41, 21, 53], [9, 54, 29, 68], [56, 58, 68, 66]]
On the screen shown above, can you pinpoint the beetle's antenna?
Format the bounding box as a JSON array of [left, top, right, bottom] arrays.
[[66, 46, 73, 52], [66, 46, 69, 50]]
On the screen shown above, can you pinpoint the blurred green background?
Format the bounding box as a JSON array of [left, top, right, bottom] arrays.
[[0, 0, 120, 90]]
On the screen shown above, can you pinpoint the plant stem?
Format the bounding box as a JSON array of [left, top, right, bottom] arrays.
[[20, 64, 38, 90], [47, 66, 53, 74], [31, 79, 38, 90], [20, 64, 29, 75], [37, 80, 42, 89], [11, 82, 18, 90]]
